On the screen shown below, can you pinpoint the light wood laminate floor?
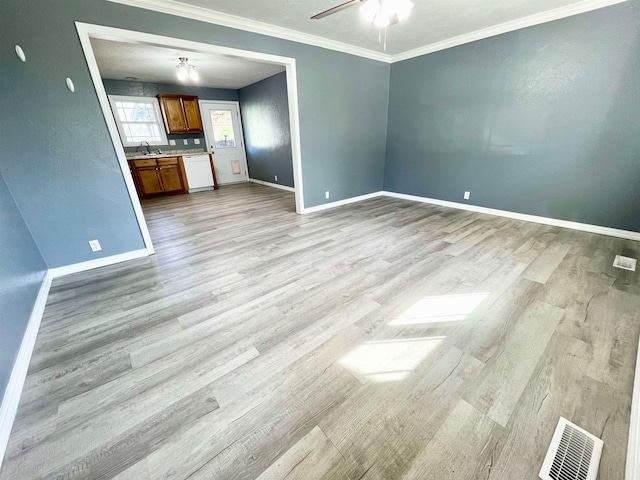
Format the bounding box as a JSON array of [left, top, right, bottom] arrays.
[[2, 183, 640, 479]]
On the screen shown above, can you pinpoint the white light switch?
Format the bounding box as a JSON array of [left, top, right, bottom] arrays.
[[275, 175, 278, 181], [183, 139, 188, 145], [169, 140, 176, 146], [464, 191, 471, 200], [194, 139, 201, 145], [89, 239, 102, 252], [325, 191, 330, 199]]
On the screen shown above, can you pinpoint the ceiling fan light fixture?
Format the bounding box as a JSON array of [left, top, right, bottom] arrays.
[[361, 0, 413, 27], [361, 0, 380, 22], [315, 0, 413, 50], [373, 14, 391, 27], [395, 0, 414, 20]]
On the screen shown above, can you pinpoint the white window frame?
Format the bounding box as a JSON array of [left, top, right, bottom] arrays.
[[108, 95, 168, 147]]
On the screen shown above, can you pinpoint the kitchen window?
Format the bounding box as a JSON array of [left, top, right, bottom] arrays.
[[108, 95, 168, 147]]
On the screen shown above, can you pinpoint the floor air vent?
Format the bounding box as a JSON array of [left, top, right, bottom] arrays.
[[613, 255, 637, 271], [539, 417, 603, 480]]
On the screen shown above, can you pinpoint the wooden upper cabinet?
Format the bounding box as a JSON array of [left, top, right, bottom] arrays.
[[161, 96, 187, 132], [158, 94, 203, 134], [182, 97, 203, 132]]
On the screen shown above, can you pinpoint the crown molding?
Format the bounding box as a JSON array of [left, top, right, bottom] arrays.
[[390, 0, 628, 62], [104, 0, 392, 62], [104, 0, 626, 64]]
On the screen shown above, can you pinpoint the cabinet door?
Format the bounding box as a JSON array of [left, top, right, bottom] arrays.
[[137, 166, 163, 195], [161, 97, 187, 133], [182, 98, 203, 132], [158, 165, 184, 193]]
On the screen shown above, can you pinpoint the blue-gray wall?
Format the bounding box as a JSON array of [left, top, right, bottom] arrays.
[[0, 173, 46, 399], [0, 0, 389, 268], [238, 72, 294, 188], [103, 79, 238, 153], [385, 1, 640, 231]]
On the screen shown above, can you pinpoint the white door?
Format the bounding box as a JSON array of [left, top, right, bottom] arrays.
[[200, 101, 248, 185]]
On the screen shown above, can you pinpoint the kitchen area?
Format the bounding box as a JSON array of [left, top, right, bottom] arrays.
[[123, 93, 220, 199], [90, 37, 293, 203]]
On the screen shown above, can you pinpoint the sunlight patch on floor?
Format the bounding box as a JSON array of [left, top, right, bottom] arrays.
[[338, 336, 445, 383], [388, 292, 490, 326]]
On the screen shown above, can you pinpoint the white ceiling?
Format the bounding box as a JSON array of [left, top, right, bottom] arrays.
[[91, 38, 286, 89], [172, 0, 610, 56]]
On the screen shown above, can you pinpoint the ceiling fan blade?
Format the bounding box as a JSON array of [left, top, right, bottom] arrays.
[[311, 0, 363, 20]]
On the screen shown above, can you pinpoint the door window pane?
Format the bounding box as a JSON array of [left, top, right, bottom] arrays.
[[210, 110, 237, 148]]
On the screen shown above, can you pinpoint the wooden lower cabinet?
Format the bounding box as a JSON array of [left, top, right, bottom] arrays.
[[137, 166, 165, 195], [129, 157, 188, 198], [158, 165, 184, 193]]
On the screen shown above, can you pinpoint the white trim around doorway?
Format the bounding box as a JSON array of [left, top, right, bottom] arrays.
[[76, 24, 155, 256], [74, 23, 306, 242]]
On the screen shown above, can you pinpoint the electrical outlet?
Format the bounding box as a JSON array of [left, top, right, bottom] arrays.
[[325, 191, 330, 199], [274, 175, 278, 181], [194, 139, 200, 145], [169, 139, 176, 146], [89, 239, 102, 252], [464, 191, 471, 200], [183, 139, 188, 145]]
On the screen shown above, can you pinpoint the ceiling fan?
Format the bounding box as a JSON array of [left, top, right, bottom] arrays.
[[311, 0, 366, 20], [311, 0, 414, 50], [311, 0, 413, 27]]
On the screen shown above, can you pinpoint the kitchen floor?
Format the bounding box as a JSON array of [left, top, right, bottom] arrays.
[[1, 183, 639, 479]]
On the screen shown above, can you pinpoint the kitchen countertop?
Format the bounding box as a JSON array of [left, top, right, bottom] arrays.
[[126, 149, 211, 160]]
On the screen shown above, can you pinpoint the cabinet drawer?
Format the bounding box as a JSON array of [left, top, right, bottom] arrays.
[[157, 157, 179, 166], [133, 159, 157, 167]]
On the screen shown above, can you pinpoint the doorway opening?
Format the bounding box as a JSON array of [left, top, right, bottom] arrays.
[[75, 23, 305, 254]]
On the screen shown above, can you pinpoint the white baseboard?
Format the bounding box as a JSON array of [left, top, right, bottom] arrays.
[[299, 189, 640, 240], [627, 337, 640, 479], [0, 271, 53, 469], [0, 248, 150, 467], [248, 178, 295, 193], [301, 192, 383, 214], [381, 191, 640, 241], [48, 249, 150, 278]]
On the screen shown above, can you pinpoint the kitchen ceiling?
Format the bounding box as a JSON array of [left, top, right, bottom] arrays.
[[91, 38, 286, 89], [171, 0, 620, 56]]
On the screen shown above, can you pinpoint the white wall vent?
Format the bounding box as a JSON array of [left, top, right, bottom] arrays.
[[539, 417, 604, 480], [613, 255, 637, 271]]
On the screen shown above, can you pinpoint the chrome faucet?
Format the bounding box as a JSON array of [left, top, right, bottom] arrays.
[[136, 141, 152, 155]]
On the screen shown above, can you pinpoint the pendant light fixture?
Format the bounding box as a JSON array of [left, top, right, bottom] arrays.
[[176, 57, 199, 82]]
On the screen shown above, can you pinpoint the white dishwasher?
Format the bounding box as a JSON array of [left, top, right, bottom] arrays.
[[182, 154, 215, 192]]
